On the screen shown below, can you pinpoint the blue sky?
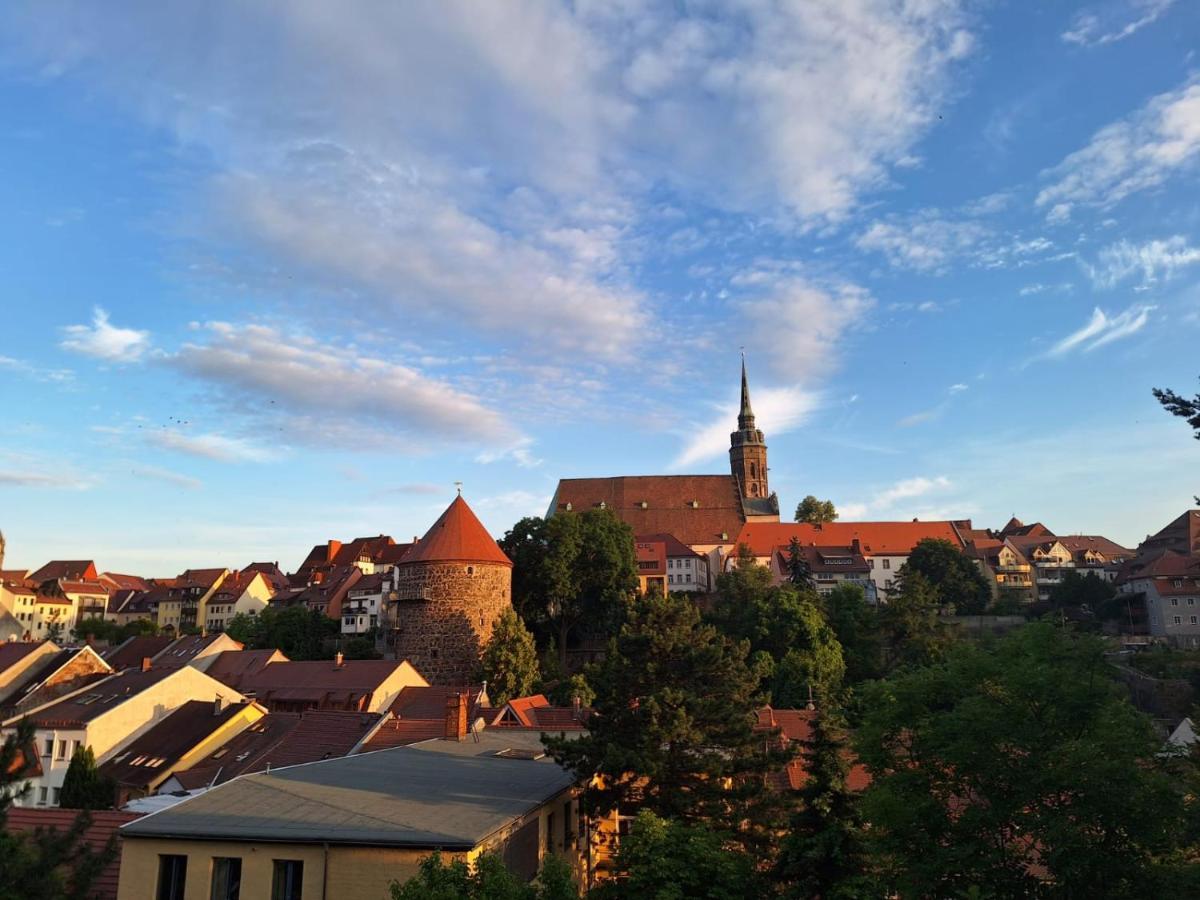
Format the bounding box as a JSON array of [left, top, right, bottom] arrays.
[[1, 1, 1198, 574]]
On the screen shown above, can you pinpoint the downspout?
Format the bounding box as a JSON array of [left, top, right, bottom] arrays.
[[322, 841, 330, 900]]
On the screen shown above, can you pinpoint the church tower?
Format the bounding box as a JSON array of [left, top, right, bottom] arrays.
[[729, 359, 769, 499]]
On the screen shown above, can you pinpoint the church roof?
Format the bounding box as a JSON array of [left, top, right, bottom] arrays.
[[401, 496, 512, 567], [734, 520, 966, 557], [551, 475, 748, 546]]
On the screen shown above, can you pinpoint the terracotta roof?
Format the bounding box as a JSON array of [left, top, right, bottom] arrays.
[[401, 496, 512, 567], [361, 717, 445, 750], [635, 533, 704, 558], [377, 543, 414, 566], [99, 700, 258, 788], [735, 520, 965, 557], [1140, 510, 1200, 557], [28, 560, 97, 584], [388, 684, 486, 720], [0, 569, 31, 583], [348, 572, 388, 594], [238, 659, 411, 709], [5, 808, 142, 900], [773, 544, 870, 576], [482, 694, 590, 731], [22, 666, 175, 728], [102, 636, 174, 671], [754, 707, 870, 793], [1053, 535, 1134, 561], [175, 568, 228, 590], [204, 649, 288, 691], [998, 519, 1054, 538], [99, 572, 150, 591], [241, 562, 289, 591], [59, 580, 110, 595], [358, 686, 487, 751], [297, 536, 398, 574], [552, 475, 748, 546], [1, 583, 34, 596], [172, 710, 380, 786]]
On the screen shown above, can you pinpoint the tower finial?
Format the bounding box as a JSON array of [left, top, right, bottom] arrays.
[[739, 355, 754, 428], [454, 481, 463, 496]]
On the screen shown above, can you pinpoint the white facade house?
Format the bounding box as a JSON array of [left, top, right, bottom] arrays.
[[342, 572, 391, 635], [1118, 551, 1200, 647]]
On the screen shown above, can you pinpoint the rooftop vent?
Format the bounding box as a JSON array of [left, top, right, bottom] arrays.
[[690, 500, 700, 509], [640, 501, 648, 509]]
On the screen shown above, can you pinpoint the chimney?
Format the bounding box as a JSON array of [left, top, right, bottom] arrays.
[[213, 695, 227, 716], [445, 692, 468, 741], [140, 657, 152, 672], [334, 651, 344, 668]]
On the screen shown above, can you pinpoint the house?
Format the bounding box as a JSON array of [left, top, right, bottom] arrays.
[[270, 563, 362, 620], [156, 568, 230, 633], [235, 657, 428, 713], [0, 579, 39, 638], [57, 579, 112, 622], [0, 645, 112, 718], [28, 560, 98, 585], [98, 698, 266, 805], [482, 694, 590, 733], [294, 535, 408, 581], [5, 808, 143, 900], [203, 570, 273, 633], [635, 533, 711, 594], [159, 708, 384, 793], [1118, 551, 1200, 647], [731, 520, 966, 599], [99, 572, 151, 593], [358, 685, 490, 752], [769, 543, 877, 601], [110, 583, 171, 627], [241, 561, 290, 592], [1138, 509, 1200, 558], [29, 589, 79, 640], [3, 664, 247, 808], [115, 729, 581, 900], [341, 570, 391, 635], [754, 706, 870, 793], [964, 539, 1034, 602]]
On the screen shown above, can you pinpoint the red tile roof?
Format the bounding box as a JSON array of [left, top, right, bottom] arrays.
[[754, 707, 871, 792], [99, 572, 150, 591], [28, 560, 97, 584], [388, 684, 486, 720], [5, 809, 142, 900], [553, 475, 748, 546], [1054, 535, 1134, 560], [401, 496, 512, 567], [296, 536, 399, 574], [237, 659, 410, 710], [635, 533, 704, 558], [360, 717, 446, 750], [241, 562, 289, 591], [1140, 509, 1200, 557], [734, 520, 965, 557], [59, 580, 110, 595], [204, 649, 288, 691], [101, 636, 174, 671], [482, 694, 590, 731]]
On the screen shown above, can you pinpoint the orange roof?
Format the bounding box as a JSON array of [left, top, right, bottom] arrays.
[[733, 520, 965, 557], [401, 496, 512, 567]]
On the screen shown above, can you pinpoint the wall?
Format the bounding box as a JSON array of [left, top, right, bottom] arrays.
[[391, 562, 512, 684]]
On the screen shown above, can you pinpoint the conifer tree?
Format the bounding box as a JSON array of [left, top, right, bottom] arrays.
[[59, 745, 115, 811], [480, 608, 540, 705], [786, 537, 814, 591], [546, 592, 793, 855]]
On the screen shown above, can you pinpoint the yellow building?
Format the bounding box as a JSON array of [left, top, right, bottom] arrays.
[[116, 730, 582, 900]]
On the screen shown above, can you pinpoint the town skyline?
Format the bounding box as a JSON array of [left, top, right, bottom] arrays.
[[2, 2, 1199, 572]]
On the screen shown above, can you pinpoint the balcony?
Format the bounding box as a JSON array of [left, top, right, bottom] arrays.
[[996, 564, 1031, 573]]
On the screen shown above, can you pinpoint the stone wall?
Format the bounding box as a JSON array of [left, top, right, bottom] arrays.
[[390, 562, 512, 685]]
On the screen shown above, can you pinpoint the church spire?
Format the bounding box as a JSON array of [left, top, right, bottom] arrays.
[[738, 354, 755, 430]]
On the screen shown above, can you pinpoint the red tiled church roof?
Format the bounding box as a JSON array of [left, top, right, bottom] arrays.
[[734, 520, 965, 557], [401, 495, 512, 567]]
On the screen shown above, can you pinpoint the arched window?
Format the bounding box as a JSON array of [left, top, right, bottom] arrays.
[[750, 462, 757, 479]]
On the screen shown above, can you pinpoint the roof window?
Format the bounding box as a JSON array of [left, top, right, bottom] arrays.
[[494, 748, 546, 760]]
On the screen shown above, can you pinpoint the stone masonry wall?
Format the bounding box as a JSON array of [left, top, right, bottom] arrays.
[[391, 562, 512, 685]]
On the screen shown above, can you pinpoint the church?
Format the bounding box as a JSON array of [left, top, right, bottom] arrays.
[[548, 361, 780, 581]]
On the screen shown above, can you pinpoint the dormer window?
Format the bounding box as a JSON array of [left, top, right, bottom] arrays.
[[690, 500, 700, 509]]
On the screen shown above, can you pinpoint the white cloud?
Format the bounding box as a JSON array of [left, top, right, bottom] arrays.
[[1083, 236, 1200, 288], [1038, 78, 1200, 217], [1062, 0, 1176, 47], [146, 430, 279, 464], [0, 470, 91, 489], [60, 307, 150, 361], [1046, 305, 1155, 356], [841, 475, 953, 519], [949, 383, 969, 393], [128, 465, 202, 490], [0, 355, 73, 383], [168, 322, 519, 449], [857, 213, 987, 271], [673, 385, 821, 470]]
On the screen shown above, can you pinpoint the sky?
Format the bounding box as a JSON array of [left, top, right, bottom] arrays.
[[1, 1, 1198, 574]]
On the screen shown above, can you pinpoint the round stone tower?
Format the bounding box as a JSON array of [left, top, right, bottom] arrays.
[[391, 494, 513, 685]]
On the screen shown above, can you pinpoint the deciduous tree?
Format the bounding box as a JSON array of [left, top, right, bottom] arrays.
[[794, 495, 838, 525], [480, 609, 540, 705], [903, 538, 992, 615], [390, 851, 576, 900], [822, 583, 882, 685]]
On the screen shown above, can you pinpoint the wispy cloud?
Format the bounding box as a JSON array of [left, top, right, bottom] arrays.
[[0, 355, 73, 383], [1062, 0, 1176, 47], [1082, 236, 1200, 288], [128, 465, 202, 490], [840, 475, 953, 519], [1046, 305, 1155, 357], [0, 470, 91, 490], [60, 307, 150, 361], [1037, 78, 1200, 219], [146, 430, 279, 464], [673, 385, 821, 470]]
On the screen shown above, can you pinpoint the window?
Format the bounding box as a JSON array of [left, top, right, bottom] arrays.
[[1192, 616, 1198, 626], [210, 857, 242, 900], [1172, 598, 1180, 607], [38, 787, 47, 805], [157, 855, 188, 900], [52, 788, 61, 805], [1174, 616, 1182, 626], [43, 738, 53, 757], [271, 860, 304, 900], [1190, 598, 1196, 606], [883, 559, 891, 570], [868, 559, 875, 569], [56, 740, 67, 760]]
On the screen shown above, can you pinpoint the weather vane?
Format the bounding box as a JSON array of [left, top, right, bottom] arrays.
[[454, 481, 463, 496]]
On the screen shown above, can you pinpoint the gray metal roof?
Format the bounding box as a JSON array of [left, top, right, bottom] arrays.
[[121, 731, 574, 849]]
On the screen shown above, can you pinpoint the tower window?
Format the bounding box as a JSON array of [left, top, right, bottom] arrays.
[[750, 462, 757, 478], [466, 566, 474, 575]]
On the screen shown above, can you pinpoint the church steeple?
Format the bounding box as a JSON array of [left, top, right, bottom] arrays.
[[729, 358, 769, 500]]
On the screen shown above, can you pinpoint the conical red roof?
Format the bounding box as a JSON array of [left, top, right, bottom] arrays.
[[401, 495, 513, 567]]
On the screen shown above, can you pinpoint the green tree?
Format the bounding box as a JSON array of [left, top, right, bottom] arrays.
[[500, 510, 638, 668], [45, 621, 63, 643], [795, 495, 838, 525], [775, 709, 875, 899], [547, 592, 791, 855], [0, 722, 117, 900], [1153, 377, 1199, 501], [785, 537, 813, 591], [903, 538, 992, 615], [226, 607, 338, 659], [592, 811, 762, 900], [547, 672, 595, 708], [480, 609, 541, 705], [856, 624, 1197, 897], [1048, 569, 1117, 614], [340, 635, 382, 660], [390, 851, 576, 900], [878, 570, 951, 672], [58, 746, 115, 811], [822, 583, 882, 685]]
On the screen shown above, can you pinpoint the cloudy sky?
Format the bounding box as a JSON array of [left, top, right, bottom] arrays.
[[1, 1, 1198, 573]]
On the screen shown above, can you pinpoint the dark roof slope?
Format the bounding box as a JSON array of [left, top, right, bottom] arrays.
[[122, 732, 574, 848], [22, 666, 175, 728], [204, 649, 287, 691], [0, 641, 50, 675], [102, 636, 174, 671]]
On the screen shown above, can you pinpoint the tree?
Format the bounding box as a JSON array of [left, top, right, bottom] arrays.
[[795, 495, 838, 525], [1048, 569, 1118, 622], [547, 592, 791, 854], [1154, 377, 1200, 501], [59, 746, 115, 811], [712, 557, 845, 707], [592, 811, 762, 900], [500, 510, 638, 668], [390, 851, 576, 900], [480, 609, 541, 705], [775, 709, 875, 899], [226, 607, 338, 660], [822, 583, 882, 685], [903, 538, 992, 615], [0, 722, 117, 900], [785, 537, 813, 591], [877, 571, 951, 672], [45, 621, 63, 643], [856, 624, 1197, 897]]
